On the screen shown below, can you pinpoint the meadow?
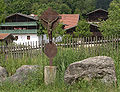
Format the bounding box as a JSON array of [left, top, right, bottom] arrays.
[[0, 40, 120, 92]]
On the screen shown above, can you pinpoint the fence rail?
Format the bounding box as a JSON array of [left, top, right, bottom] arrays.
[[0, 35, 120, 60]]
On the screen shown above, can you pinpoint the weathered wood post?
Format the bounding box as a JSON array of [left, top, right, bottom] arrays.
[[39, 8, 60, 85], [44, 66, 57, 85]]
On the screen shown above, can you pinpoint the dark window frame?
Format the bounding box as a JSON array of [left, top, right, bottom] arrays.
[[27, 36, 30, 40], [15, 36, 18, 40]]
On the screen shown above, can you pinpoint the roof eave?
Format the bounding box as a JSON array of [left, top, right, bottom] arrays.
[[6, 13, 38, 21], [64, 25, 77, 31], [86, 8, 108, 15]]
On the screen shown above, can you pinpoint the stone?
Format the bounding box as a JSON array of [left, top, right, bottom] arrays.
[[44, 66, 56, 85], [64, 56, 117, 84], [8, 65, 40, 83], [0, 66, 8, 81]]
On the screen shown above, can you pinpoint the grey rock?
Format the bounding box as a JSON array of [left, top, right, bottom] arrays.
[[8, 65, 40, 83], [64, 56, 117, 84], [0, 66, 8, 81]]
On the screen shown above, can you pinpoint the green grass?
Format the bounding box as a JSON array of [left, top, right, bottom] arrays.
[[0, 45, 120, 92]]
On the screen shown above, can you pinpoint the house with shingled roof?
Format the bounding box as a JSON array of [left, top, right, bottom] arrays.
[[60, 14, 79, 34], [0, 33, 15, 45], [85, 9, 108, 37], [0, 13, 80, 45], [0, 13, 43, 45]]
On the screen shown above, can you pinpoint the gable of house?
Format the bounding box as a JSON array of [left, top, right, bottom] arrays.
[[0, 33, 15, 45], [0, 13, 38, 34], [86, 9, 108, 22], [5, 13, 37, 22]]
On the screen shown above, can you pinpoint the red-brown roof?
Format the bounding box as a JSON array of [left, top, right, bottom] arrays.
[[6, 13, 79, 31], [0, 33, 12, 40], [60, 14, 79, 30]]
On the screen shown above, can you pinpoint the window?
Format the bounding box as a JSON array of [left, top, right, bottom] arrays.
[[27, 36, 30, 40], [15, 36, 18, 40]]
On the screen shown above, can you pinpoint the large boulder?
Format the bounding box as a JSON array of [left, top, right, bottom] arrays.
[[0, 66, 8, 81], [64, 56, 117, 84], [7, 65, 40, 83]]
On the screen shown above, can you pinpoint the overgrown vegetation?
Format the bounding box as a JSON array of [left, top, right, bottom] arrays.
[[0, 43, 120, 92], [3, 0, 112, 15], [99, 0, 120, 36], [0, 0, 6, 23], [74, 19, 91, 37]]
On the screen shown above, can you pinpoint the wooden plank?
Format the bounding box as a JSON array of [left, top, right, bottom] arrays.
[[67, 38, 68, 48], [22, 43, 25, 57], [72, 38, 74, 51], [87, 37, 89, 54], [75, 38, 77, 52], [98, 37, 101, 56], [36, 41, 38, 54], [93, 37, 95, 56], [101, 36, 104, 56], [90, 36, 93, 56], [77, 37, 80, 51]]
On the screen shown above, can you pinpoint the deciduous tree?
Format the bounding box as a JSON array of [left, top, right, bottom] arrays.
[[74, 19, 91, 37], [0, 0, 6, 23], [99, 0, 120, 36]]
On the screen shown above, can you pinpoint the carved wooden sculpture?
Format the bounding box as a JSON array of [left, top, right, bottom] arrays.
[[40, 8, 60, 66]]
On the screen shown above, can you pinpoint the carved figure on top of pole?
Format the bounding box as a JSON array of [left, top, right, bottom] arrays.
[[39, 8, 60, 66]]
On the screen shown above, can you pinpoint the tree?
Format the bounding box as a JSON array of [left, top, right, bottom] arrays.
[[64, 0, 96, 14], [96, 0, 113, 10], [0, 0, 6, 23], [53, 23, 65, 39], [31, 3, 45, 15], [99, 0, 120, 36], [59, 4, 71, 14], [74, 19, 91, 37], [7, 0, 33, 14]]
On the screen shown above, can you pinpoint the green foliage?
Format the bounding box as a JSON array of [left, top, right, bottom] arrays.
[[37, 21, 65, 40], [31, 3, 47, 15], [74, 19, 91, 37], [6, 0, 34, 14], [99, 0, 120, 36], [4, 0, 113, 16], [0, 0, 6, 23], [59, 4, 72, 14], [62, 34, 72, 41], [53, 23, 65, 39], [0, 44, 120, 92], [37, 20, 46, 36], [65, 0, 96, 14], [5, 0, 97, 15], [96, 0, 113, 10]]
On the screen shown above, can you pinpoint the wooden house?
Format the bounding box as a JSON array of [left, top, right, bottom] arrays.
[[60, 14, 79, 34], [86, 9, 108, 22], [0, 33, 15, 45], [0, 13, 42, 45], [0, 13, 80, 44], [86, 9, 108, 37]]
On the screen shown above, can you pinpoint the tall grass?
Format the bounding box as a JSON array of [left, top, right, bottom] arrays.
[[0, 44, 120, 92]]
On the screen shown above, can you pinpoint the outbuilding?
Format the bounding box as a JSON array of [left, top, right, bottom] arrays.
[[0, 33, 15, 45]]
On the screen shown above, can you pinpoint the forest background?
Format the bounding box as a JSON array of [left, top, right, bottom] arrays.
[[3, 0, 112, 15]]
